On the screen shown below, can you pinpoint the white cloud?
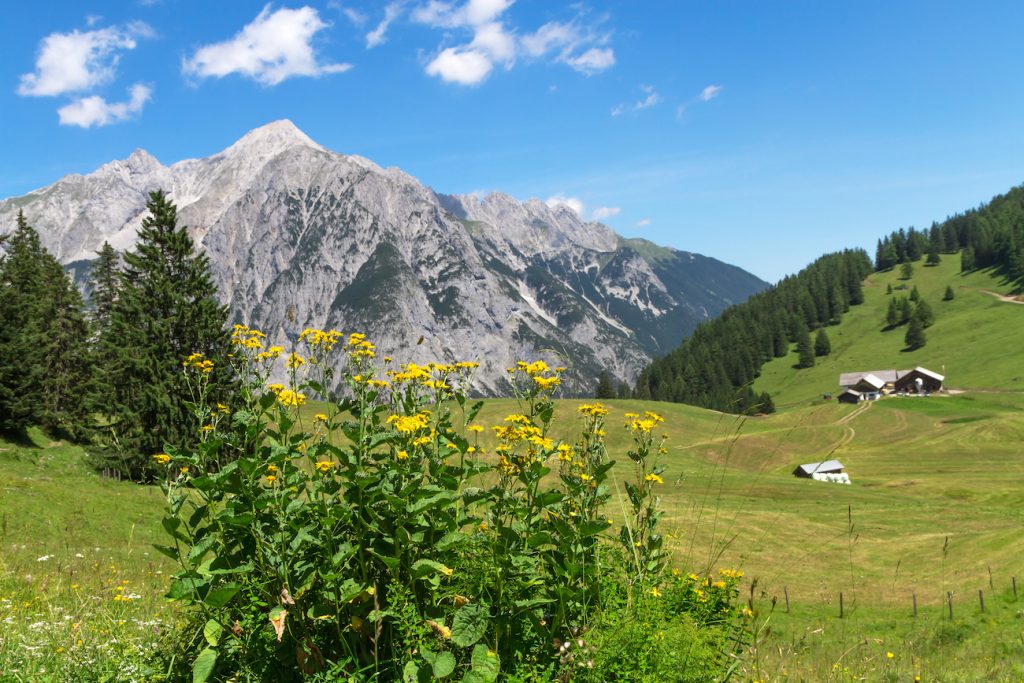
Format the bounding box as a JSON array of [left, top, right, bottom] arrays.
[[699, 84, 723, 101], [613, 84, 660, 116], [366, 2, 405, 48], [591, 206, 620, 220], [18, 23, 151, 97], [329, 2, 367, 26], [425, 47, 493, 85], [416, 2, 612, 84], [545, 194, 584, 216], [86, 15, 103, 27], [58, 83, 151, 128], [635, 218, 651, 228], [183, 6, 351, 86], [564, 47, 614, 74]]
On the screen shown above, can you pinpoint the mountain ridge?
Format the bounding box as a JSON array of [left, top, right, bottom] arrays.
[[0, 120, 768, 394]]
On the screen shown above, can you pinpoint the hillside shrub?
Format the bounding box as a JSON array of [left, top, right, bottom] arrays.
[[153, 327, 744, 681]]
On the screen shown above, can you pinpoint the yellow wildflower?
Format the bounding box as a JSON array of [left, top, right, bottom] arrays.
[[265, 475, 277, 485], [314, 461, 335, 473], [152, 453, 171, 465], [397, 450, 409, 461], [649, 586, 661, 598], [314, 413, 328, 422], [286, 352, 306, 369], [645, 473, 664, 485], [578, 403, 608, 417], [468, 424, 484, 433], [276, 389, 306, 407]]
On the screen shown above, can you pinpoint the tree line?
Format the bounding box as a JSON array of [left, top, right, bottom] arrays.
[[633, 250, 873, 413], [875, 184, 1024, 285], [0, 191, 231, 481]]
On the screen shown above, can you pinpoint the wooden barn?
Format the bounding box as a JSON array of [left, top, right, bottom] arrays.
[[894, 366, 945, 394], [839, 366, 944, 396]]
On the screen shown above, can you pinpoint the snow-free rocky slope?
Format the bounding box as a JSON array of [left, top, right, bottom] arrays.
[[0, 120, 767, 394]]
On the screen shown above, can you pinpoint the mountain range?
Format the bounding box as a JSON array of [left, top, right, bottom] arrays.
[[0, 120, 767, 394]]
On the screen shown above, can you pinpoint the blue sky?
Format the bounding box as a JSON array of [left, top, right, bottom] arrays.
[[3, 1, 1024, 282]]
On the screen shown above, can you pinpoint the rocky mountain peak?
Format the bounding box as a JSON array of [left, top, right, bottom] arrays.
[[221, 119, 324, 160]]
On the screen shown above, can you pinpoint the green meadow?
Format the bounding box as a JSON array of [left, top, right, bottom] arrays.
[[2, 264, 1023, 680]]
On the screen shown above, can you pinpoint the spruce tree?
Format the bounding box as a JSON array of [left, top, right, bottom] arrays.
[[900, 261, 914, 280], [914, 299, 935, 328], [0, 212, 92, 437], [796, 328, 815, 368], [961, 246, 975, 271], [909, 285, 920, 302], [103, 191, 231, 481], [885, 297, 899, 327], [905, 315, 926, 350], [900, 297, 913, 323], [886, 283, 893, 295], [814, 328, 831, 357], [943, 285, 955, 301], [595, 370, 615, 399], [926, 245, 941, 266], [90, 242, 120, 334]]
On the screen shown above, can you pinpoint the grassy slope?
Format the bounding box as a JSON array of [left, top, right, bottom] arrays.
[[5, 353, 1024, 678], [754, 256, 1024, 408]]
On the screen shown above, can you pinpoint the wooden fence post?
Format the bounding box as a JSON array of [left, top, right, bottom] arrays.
[[947, 591, 954, 620], [839, 592, 844, 619], [988, 565, 994, 589], [979, 589, 985, 613], [1014, 576, 1018, 600], [912, 592, 917, 618], [784, 586, 790, 614]]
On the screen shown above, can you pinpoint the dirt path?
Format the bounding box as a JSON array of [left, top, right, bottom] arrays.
[[981, 289, 1024, 304], [828, 400, 872, 453]]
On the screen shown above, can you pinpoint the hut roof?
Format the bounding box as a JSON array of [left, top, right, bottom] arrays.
[[839, 370, 900, 387], [795, 460, 845, 476], [909, 366, 945, 381], [856, 374, 886, 390]]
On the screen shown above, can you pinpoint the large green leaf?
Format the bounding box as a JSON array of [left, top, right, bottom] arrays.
[[432, 651, 457, 678], [470, 644, 499, 681], [203, 619, 222, 647], [203, 583, 241, 609], [450, 603, 488, 648], [192, 647, 218, 683]]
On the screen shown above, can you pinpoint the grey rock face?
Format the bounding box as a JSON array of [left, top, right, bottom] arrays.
[[0, 120, 767, 394]]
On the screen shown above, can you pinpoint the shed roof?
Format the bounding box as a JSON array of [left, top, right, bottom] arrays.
[[840, 388, 863, 397], [856, 374, 886, 390], [839, 370, 900, 386], [795, 460, 845, 475], [909, 366, 945, 382]]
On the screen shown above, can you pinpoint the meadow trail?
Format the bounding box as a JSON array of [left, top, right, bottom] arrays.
[[980, 288, 1024, 304], [827, 399, 871, 453]]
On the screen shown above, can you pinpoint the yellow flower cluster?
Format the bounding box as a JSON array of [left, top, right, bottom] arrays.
[[314, 460, 336, 473], [388, 411, 432, 434], [578, 403, 609, 417], [286, 352, 306, 369], [257, 346, 284, 362], [347, 333, 376, 359], [628, 411, 665, 433], [509, 360, 564, 393], [644, 473, 664, 485], [183, 352, 214, 373], [231, 324, 267, 350], [299, 327, 342, 352], [152, 453, 171, 465], [275, 388, 306, 407]]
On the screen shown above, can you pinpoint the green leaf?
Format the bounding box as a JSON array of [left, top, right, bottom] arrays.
[[153, 544, 179, 561], [470, 644, 499, 681], [432, 651, 457, 678], [192, 646, 218, 683], [451, 603, 488, 648], [203, 619, 222, 647], [411, 559, 452, 580], [203, 583, 241, 609], [161, 516, 188, 542]]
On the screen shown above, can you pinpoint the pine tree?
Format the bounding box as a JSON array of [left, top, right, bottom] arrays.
[[796, 328, 815, 368], [961, 246, 975, 271], [900, 261, 914, 280], [905, 315, 926, 350], [90, 242, 120, 334], [909, 285, 920, 302], [900, 297, 913, 323], [595, 370, 615, 399], [103, 191, 232, 481], [943, 285, 955, 301], [885, 297, 899, 327], [914, 299, 935, 328], [926, 244, 941, 266], [886, 283, 893, 295], [0, 212, 92, 437], [814, 328, 831, 357]]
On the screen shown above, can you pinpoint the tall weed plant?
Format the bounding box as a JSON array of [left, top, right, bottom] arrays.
[[153, 327, 745, 681]]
